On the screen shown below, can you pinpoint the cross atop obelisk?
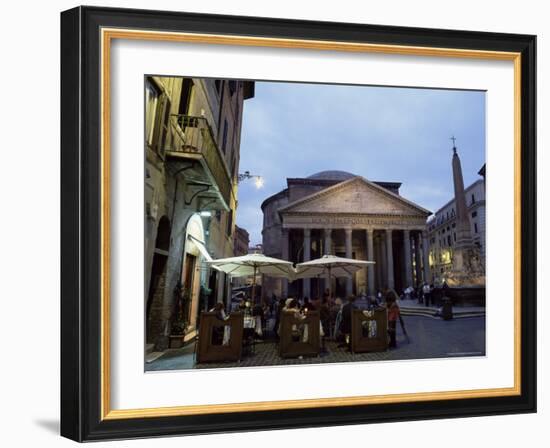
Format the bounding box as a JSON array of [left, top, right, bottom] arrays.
[[450, 135, 457, 153]]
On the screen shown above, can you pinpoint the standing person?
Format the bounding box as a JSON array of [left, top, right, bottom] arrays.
[[386, 292, 401, 349], [423, 282, 431, 307], [319, 297, 330, 336], [270, 293, 277, 314], [331, 297, 343, 339], [415, 284, 422, 301], [310, 295, 321, 310], [273, 297, 286, 340], [339, 296, 356, 349], [385, 287, 400, 304]]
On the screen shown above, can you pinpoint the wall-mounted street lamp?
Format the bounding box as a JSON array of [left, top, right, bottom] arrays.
[[238, 170, 264, 188]]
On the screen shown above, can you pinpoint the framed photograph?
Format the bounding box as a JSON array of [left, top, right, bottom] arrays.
[[60, 6, 536, 441]]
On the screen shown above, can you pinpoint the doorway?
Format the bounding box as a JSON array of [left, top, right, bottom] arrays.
[[182, 253, 197, 323]]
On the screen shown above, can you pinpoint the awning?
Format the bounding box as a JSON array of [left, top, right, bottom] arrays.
[[187, 234, 213, 262]]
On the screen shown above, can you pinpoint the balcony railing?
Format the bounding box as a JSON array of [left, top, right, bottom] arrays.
[[166, 115, 232, 210]]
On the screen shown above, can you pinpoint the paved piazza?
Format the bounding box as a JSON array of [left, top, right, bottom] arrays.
[[145, 315, 485, 372]]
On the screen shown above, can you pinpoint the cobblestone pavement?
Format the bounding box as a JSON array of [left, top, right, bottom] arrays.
[[145, 315, 485, 372]]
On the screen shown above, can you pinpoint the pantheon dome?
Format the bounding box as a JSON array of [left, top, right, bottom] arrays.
[[307, 170, 357, 181]]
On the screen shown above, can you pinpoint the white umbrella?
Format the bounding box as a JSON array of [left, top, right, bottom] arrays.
[[295, 254, 375, 299], [207, 253, 296, 303]]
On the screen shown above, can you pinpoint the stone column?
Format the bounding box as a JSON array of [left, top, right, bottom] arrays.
[[281, 228, 289, 298], [366, 229, 375, 296], [345, 228, 353, 296], [303, 228, 311, 299], [379, 233, 387, 288], [403, 229, 413, 288], [323, 228, 332, 255], [415, 232, 423, 285], [323, 228, 332, 293], [422, 231, 432, 283], [386, 229, 395, 289]]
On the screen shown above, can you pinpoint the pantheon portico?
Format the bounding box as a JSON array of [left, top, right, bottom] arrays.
[[261, 171, 432, 299]]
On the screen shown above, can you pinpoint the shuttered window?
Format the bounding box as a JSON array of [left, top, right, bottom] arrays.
[[151, 93, 171, 157], [145, 80, 160, 146]]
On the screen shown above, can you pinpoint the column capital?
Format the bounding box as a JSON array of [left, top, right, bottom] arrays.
[[344, 227, 353, 235], [303, 228, 311, 238], [324, 228, 332, 237]]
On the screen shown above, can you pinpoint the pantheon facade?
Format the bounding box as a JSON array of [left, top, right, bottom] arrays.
[[261, 171, 432, 299]]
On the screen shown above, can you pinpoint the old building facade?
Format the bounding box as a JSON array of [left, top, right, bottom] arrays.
[[145, 76, 254, 349], [233, 225, 250, 256], [261, 171, 432, 300]]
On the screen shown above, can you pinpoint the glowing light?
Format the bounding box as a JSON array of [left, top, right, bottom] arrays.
[[254, 176, 264, 188], [441, 250, 452, 264]]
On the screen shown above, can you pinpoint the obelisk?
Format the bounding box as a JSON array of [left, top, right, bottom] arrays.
[[451, 138, 474, 256], [447, 137, 484, 286]]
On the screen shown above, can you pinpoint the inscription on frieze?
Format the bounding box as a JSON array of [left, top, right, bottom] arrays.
[[283, 214, 426, 227]]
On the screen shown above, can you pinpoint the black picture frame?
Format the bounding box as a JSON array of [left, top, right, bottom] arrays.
[[61, 6, 536, 442]]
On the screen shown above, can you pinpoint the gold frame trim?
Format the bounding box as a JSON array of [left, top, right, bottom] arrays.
[[100, 28, 522, 420]]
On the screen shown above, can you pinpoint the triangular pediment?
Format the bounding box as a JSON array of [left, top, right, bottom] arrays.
[[279, 176, 430, 216]]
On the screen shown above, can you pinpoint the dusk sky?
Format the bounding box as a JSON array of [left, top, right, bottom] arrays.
[[236, 81, 486, 246]]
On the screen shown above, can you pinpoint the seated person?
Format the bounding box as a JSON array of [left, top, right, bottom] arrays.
[[282, 298, 300, 314], [238, 298, 247, 311], [209, 302, 230, 346], [301, 297, 316, 312], [210, 302, 227, 320], [368, 294, 379, 309], [281, 299, 308, 342]]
